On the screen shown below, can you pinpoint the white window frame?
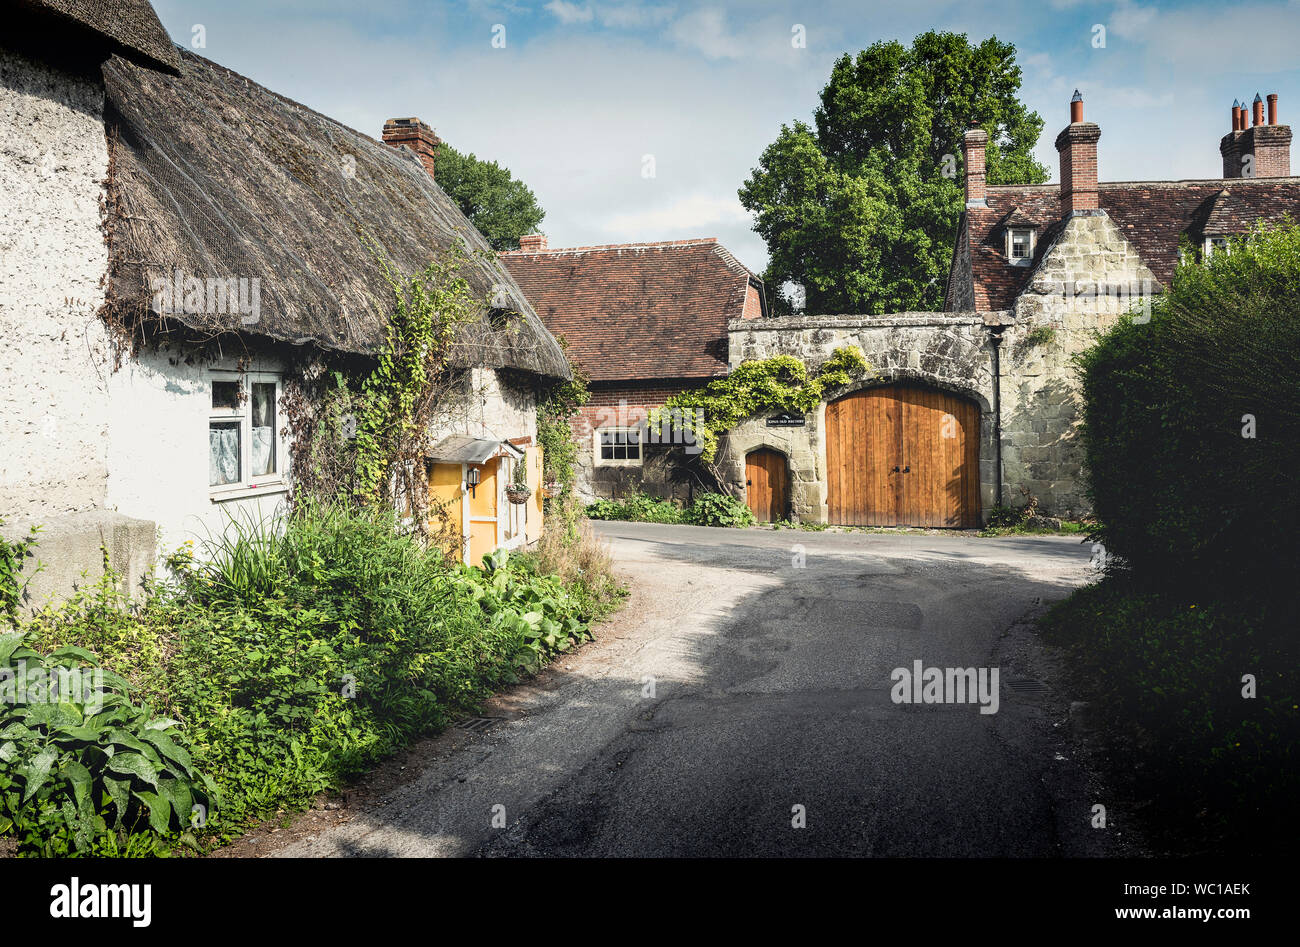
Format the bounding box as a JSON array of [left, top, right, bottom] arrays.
[[1006, 227, 1036, 265], [1205, 235, 1230, 258], [593, 426, 644, 467], [209, 371, 287, 501]]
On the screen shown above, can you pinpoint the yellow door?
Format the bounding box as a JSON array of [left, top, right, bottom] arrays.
[[467, 460, 498, 566], [525, 445, 544, 543], [428, 462, 465, 561]]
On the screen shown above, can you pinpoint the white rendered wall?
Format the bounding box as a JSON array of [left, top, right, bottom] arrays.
[[106, 344, 293, 557], [0, 48, 112, 520]]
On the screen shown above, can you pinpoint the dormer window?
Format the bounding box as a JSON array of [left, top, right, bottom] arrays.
[[1006, 227, 1035, 265], [1205, 236, 1230, 258]]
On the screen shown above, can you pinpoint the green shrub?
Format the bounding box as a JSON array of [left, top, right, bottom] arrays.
[[586, 493, 686, 524], [1040, 576, 1298, 853], [685, 492, 756, 528], [0, 630, 216, 856], [586, 491, 757, 528], [11, 501, 619, 854], [1076, 222, 1300, 593]]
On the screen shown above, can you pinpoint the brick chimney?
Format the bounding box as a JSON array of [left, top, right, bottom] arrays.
[[1055, 90, 1101, 215], [1222, 92, 1291, 178], [518, 234, 548, 252], [382, 117, 439, 180], [962, 127, 988, 207]]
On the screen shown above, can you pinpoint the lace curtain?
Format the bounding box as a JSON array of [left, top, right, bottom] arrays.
[[209, 426, 239, 486]]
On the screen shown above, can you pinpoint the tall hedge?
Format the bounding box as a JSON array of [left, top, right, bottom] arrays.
[[1077, 223, 1300, 593]]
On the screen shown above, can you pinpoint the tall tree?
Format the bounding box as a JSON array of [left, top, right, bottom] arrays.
[[739, 32, 1048, 315], [435, 143, 546, 251]]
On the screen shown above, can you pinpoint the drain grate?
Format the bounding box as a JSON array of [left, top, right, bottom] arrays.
[[456, 716, 504, 733], [1005, 678, 1050, 696]]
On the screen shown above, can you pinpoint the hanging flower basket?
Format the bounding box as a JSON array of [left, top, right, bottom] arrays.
[[505, 484, 531, 504]]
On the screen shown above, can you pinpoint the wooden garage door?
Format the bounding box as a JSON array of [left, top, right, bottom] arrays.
[[745, 448, 788, 522], [826, 385, 979, 528]]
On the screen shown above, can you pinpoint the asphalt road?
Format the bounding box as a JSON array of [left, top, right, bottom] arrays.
[[278, 522, 1116, 857]]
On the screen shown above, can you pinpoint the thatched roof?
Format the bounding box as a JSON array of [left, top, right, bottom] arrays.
[[102, 49, 571, 381], [17, 0, 181, 73]]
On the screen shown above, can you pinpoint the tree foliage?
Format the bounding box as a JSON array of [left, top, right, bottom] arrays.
[[435, 142, 546, 251], [1077, 222, 1300, 593], [739, 31, 1048, 315]]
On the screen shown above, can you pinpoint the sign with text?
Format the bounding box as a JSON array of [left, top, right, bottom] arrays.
[[766, 412, 806, 428]]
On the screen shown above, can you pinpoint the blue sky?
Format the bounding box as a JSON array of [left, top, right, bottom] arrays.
[[150, 0, 1300, 272]]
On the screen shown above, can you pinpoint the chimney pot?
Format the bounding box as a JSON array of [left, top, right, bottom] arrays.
[[1268, 93, 1278, 125], [1253, 93, 1265, 127], [1070, 89, 1084, 124], [1232, 100, 1242, 131], [382, 117, 440, 181]]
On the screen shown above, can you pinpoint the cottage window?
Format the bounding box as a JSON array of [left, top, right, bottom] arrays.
[[1205, 236, 1230, 258], [1007, 228, 1035, 263], [594, 427, 643, 466], [209, 373, 283, 494]]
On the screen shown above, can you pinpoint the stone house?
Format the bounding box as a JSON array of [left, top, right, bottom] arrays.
[[725, 91, 1300, 526], [1, 0, 570, 609], [501, 236, 766, 501]]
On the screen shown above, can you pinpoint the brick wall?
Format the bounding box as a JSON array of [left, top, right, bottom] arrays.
[[572, 379, 711, 501]]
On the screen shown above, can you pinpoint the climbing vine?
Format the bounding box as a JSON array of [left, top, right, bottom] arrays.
[[352, 248, 480, 514], [651, 345, 871, 465]]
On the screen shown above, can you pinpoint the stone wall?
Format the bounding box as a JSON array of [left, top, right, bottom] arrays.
[[1001, 210, 1158, 516], [724, 313, 1002, 523]]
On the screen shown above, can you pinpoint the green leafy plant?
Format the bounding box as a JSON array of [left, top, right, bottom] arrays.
[[0, 518, 41, 627], [652, 346, 870, 464], [353, 248, 480, 511], [739, 31, 1048, 314], [686, 492, 756, 528], [7, 501, 621, 855], [0, 630, 216, 856], [586, 493, 686, 524]]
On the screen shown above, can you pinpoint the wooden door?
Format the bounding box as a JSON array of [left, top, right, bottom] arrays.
[[745, 448, 788, 522], [826, 385, 979, 527]]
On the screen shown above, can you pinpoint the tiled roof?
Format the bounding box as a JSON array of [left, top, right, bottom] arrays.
[[500, 239, 762, 382], [958, 177, 1300, 311]]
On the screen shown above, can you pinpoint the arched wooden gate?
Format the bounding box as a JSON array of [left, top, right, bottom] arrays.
[[825, 384, 980, 528]]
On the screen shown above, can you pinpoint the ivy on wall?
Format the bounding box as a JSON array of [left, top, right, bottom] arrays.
[[353, 249, 480, 510], [651, 346, 871, 464]]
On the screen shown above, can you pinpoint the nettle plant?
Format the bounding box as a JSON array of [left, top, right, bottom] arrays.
[[0, 630, 217, 855]]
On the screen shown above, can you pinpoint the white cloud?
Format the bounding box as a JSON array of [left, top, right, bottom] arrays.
[[544, 1, 594, 25], [668, 8, 745, 59], [598, 3, 674, 28], [602, 194, 752, 234]]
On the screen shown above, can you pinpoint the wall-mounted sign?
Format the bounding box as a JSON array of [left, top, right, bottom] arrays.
[[766, 411, 806, 428]]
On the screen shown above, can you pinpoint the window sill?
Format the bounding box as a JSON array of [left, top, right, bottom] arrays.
[[209, 481, 290, 503]]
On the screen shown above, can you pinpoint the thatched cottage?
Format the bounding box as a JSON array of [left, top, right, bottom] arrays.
[[1, 0, 570, 607]]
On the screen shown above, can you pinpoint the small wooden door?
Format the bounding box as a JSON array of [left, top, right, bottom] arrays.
[[745, 448, 788, 522], [826, 385, 979, 527]]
